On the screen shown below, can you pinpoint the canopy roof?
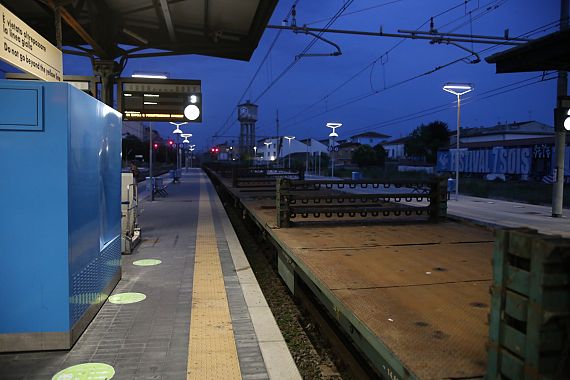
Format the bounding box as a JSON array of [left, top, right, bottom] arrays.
[[486, 28, 570, 73], [3, 0, 277, 61]]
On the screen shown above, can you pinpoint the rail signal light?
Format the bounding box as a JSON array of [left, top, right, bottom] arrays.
[[153, 143, 159, 150], [168, 140, 174, 148]]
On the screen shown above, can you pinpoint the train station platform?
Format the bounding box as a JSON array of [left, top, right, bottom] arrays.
[[0, 169, 300, 380], [204, 166, 570, 379]]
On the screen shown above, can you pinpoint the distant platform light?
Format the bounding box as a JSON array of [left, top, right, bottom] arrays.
[[184, 104, 200, 121]]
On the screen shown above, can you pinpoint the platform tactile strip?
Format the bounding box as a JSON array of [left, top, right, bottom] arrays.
[[187, 178, 242, 380]]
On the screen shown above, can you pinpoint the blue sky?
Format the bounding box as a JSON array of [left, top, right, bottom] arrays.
[[3, 1, 561, 150]]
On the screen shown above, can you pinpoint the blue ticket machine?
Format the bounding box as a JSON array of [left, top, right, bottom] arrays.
[[0, 80, 122, 351]]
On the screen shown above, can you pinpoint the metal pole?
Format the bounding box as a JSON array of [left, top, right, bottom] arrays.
[[456, 94, 460, 201], [306, 142, 309, 174], [331, 137, 335, 178], [288, 140, 292, 169], [176, 136, 180, 172], [552, 0, 569, 217], [149, 123, 154, 201]]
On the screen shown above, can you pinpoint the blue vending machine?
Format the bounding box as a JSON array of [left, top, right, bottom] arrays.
[[0, 80, 122, 351]]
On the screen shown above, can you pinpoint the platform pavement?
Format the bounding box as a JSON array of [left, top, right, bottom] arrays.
[[0, 168, 300, 380], [304, 174, 569, 238], [443, 195, 568, 237]]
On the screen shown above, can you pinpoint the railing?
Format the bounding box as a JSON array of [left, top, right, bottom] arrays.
[[276, 176, 448, 227], [232, 166, 304, 188]]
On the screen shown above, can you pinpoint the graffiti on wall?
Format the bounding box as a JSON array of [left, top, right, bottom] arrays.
[[437, 146, 570, 175]]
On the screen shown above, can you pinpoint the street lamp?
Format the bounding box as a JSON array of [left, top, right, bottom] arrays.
[[181, 133, 192, 144], [189, 145, 195, 168], [443, 83, 473, 201], [132, 72, 168, 79], [180, 133, 192, 170], [284, 136, 295, 169], [253, 146, 257, 166], [326, 122, 342, 177], [170, 122, 187, 173], [264, 141, 272, 168]]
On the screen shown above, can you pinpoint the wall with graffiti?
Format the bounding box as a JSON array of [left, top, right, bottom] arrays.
[[436, 145, 570, 178]]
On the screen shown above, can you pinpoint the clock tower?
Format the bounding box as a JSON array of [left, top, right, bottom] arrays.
[[237, 101, 258, 160]]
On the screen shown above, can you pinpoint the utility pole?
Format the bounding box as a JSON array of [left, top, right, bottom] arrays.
[[552, 0, 569, 217], [276, 110, 280, 166], [149, 123, 154, 201]]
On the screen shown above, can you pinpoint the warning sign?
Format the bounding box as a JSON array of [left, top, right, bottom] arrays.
[[1, 4, 62, 82]]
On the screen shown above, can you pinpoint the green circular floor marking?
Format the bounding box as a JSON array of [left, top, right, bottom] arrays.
[[133, 259, 162, 266], [52, 362, 115, 379], [108, 292, 146, 304]]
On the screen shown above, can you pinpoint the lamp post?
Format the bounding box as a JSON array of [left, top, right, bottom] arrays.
[[181, 133, 191, 171], [263, 141, 272, 168], [443, 83, 473, 201], [170, 122, 187, 173], [253, 146, 257, 166], [284, 136, 295, 169], [326, 123, 342, 178], [189, 145, 195, 168]]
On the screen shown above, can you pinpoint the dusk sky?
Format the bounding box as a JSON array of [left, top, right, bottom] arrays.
[[3, 1, 562, 150]]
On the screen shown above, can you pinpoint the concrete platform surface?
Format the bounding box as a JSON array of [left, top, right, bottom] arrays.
[[0, 169, 299, 380]]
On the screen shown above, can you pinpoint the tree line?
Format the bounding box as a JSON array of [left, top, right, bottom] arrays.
[[351, 121, 450, 167]]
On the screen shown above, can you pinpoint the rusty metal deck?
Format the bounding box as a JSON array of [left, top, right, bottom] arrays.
[[211, 171, 494, 379]]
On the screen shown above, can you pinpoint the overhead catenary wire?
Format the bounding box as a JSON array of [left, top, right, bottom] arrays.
[[277, 0, 488, 128], [267, 18, 561, 136], [259, 74, 557, 140], [341, 72, 557, 136], [252, 0, 355, 103], [212, 0, 301, 139], [215, 0, 355, 139], [304, 0, 405, 26]]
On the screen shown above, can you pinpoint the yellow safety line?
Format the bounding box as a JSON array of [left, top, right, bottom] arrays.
[[187, 177, 242, 380]]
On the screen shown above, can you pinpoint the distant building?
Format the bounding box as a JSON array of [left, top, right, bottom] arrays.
[[336, 142, 361, 167], [452, 120, 553, 145], [256, 137, 280, 162], [383, 136, 411, 159], [349, 131, 391, 146]]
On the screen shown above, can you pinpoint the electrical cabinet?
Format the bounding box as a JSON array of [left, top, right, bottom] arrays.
[[0, 80, 122, 351]]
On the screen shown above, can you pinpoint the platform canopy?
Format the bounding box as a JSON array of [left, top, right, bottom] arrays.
[[486, 28, 570, 73], [1, 0, 278, 61]]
